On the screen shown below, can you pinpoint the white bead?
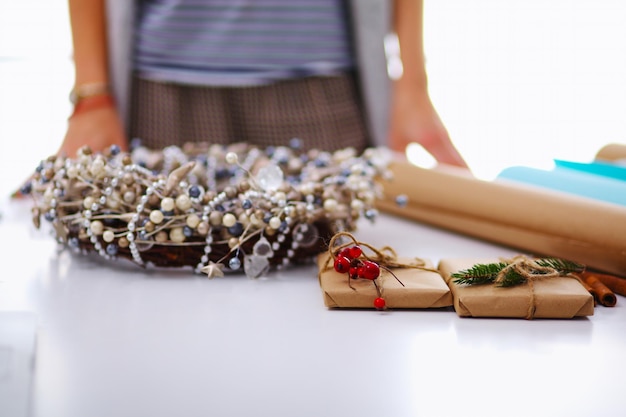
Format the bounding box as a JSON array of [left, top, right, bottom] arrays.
[[67, 166, 79, 179], [90, 220, 104, 235], [89, 158, 106, 176], [186, 213, 200, 228], [170, 227, 185, 243], [103, 230, 115, 242], [123, 191, 135, 203], [176, 194, 192, 211], [149, 210, 164, 224], [238, 213, 249, 226], [161, 197, 175, 212], [222, 213, 237, 228], [323, 199, 338, 212], [225, 152, 238, 164], [350, 199, 364, 211], [83, 196, 95, 210], [269, 216, 281, 230]]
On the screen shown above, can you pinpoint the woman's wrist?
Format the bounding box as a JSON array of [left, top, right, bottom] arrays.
[[69, 93, 115, 119]]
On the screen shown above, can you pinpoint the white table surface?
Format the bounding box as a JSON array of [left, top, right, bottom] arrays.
[[1, 198, 624, 417]]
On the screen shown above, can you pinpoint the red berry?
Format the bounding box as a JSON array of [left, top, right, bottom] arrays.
[[361, 260, 380, 280], [349, 266, 360, 278], [374, 297, 386, 310], [339, 248, 353, 259], [348, 246, 363, 259], [334, 256, 350, 273]]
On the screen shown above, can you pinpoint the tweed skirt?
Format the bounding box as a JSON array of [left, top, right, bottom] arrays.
[[129, 73, 371, 152]]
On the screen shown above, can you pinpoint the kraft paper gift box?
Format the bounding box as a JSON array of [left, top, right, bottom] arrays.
[[376, 160, 626, 277], [317, 255, 452, 309], [438, 258, 595, 319]]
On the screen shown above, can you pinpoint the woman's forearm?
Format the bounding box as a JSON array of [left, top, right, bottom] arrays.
[[393, 0, 428, 89], [68, 0, 110, 86]]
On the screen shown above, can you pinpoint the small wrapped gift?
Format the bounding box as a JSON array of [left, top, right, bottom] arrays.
[[317, 254, 452, 309], [438, 257, 594, 319]]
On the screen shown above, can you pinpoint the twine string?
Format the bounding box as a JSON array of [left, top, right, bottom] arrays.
[[496, 255, 581, 319], [320, 232, 438, 297]]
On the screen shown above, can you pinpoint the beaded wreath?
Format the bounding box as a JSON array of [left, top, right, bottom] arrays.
[[26, 142, 391, 278]]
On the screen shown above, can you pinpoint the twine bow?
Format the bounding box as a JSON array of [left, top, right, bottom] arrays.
[[319, 232, 437, 302], [497, 255, 581, 319]]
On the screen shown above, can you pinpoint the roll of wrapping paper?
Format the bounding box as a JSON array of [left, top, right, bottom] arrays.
[[595, 143, 626, 162], [579, 273, 617, 307], [376, 160, 626, 277]]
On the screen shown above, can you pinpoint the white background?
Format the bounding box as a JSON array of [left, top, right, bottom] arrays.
[[1, 0, 625, 192]]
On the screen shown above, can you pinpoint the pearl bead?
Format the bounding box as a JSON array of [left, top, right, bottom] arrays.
[[169, 227, 185, 243], [123, 191, 136, 203], [209, 211, 222, 226], [222, 213, 237, 227], [90, 220, 104, 235], [67, 166, 79, 179], [161, 197, 175, 212], [225, 152, 238, 164], [269, 216, 281, 230], [323, 199, 338, 212], [149, 210, 164, 224], [228, 237, 239, 248], [197, 221, 209, 235], [350, 199, 364, 211], [83, 196, 95, 210], [186, 213, 200, 228], [103, 230, 115, 242], [176, 194, 192, 211], [155, 231, 168, 243]]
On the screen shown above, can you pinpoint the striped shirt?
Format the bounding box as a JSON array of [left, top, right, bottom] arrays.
[[133, 0, 355, 86]]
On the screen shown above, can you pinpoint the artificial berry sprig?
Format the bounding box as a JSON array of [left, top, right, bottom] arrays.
[[330, 238, 405, 310]]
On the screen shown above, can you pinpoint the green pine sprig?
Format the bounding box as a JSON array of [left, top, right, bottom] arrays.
[[451, 258, 585, 287]]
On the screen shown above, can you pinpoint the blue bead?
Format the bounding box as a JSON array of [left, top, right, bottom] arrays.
[[106, 244, 118, 256], [227, 222, 244, 237], [229, 257, 241, 270], [183, 226, 194, 237], [289, 137, 303, 149], [395, 194, 409, 207], [242, 199, 252, 209], [109, 144, 121, 155], [188, 185, 201, 198], [130, 138, 142, 150]]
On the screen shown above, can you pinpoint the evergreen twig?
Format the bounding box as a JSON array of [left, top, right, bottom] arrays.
[[451, 258, 585, 287]]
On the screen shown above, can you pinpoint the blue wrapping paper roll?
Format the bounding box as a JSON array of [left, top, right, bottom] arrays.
[[497, 165, 626, 207]]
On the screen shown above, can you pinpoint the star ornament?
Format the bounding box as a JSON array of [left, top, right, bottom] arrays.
[[201, 261, 225, 279]]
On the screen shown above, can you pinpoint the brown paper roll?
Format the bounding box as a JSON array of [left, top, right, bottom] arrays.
[[377, 160, 626, 276], [595, 143, 626, 162]]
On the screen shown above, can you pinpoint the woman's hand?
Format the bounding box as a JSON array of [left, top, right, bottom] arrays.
[[388, 86, 468, 169], [59, 105, 127, 158]]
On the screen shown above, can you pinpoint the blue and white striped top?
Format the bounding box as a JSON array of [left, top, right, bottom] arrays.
[[133, 0, 355, 86]]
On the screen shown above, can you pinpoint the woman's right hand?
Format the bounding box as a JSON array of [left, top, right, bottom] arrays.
[[59, 104, 128, 158]]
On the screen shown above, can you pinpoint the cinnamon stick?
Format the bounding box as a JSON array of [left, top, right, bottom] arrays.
[[580, 272, 617, 307], [582, 271, 626, 298]]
